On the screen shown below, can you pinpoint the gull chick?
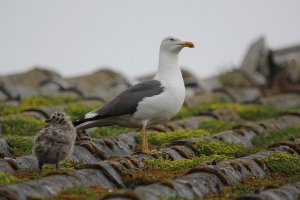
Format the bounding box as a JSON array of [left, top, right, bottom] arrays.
[[33, 112, 76, 171], [73, 36, 194, 153]]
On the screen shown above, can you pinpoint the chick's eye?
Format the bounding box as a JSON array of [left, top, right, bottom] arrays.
[[170, 38, 174, 41]]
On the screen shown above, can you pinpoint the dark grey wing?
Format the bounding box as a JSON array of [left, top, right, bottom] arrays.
[[73, 80, 164, 126]]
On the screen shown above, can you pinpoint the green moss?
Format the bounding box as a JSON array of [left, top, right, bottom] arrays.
[[124, 168, 182, 187], [0, 103, 21, 116], [175, 106, 193, 119], [145, 155, 228, 171], [252, 126, 300, 148], [64, 103, 102, 119], [201, 173, 300, 199], [0, 95, 79, 116], [0, 171, 22, 186], [90, 126, 135, 138], [60, 159, 84, 169], [20, 95, 79, 108], [1, 117, 46, 136], [199, 119, 240, 133], [264, 152, 300, 176], [137, 129, 209, 146], [46, 185, 124, 200], [15, 159, 84, 182], [238, 104, 280, 121], [46, 184, 99, 200], [193, 140, 256, 157], [232, 173, 300, 196], [39, 159, 84, 173], [124, 155, 228, 188], [5, 135, 33, 156], [176, 101, 281, 121]]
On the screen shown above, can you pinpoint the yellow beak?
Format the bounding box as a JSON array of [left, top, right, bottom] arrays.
[[181, 41, 195, 48]]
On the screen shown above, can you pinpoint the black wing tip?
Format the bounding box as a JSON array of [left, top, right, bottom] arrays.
[[72, 113, 105, 127], [72, 116, 87, 127]]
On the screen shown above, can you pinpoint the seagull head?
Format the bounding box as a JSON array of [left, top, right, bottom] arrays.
[[160, 36, 195, 53]]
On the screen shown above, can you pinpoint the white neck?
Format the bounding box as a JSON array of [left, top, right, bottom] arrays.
[[154, 49, 183, 84]]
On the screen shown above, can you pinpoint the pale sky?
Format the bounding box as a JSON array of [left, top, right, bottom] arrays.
[[0, 0, 300, 79]]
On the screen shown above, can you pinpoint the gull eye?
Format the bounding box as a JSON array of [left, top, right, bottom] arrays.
[[170, 38, 174, 41]]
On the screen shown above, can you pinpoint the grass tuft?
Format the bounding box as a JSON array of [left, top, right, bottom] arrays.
[[200, 172, 299, 199], [199, 119, 240, 133], [0, 171, 22, 186], [20, 95, 78, 108], [145, 155, 228, 171], [1, 117, 46, 136], [90, 126, 135, 138], [264, 152, 300, 176], [137, 129, 209, 146], [0, 95, 79, 116], [193, 140, 257, 157], [5, 135, 33, 156], [176, 100, 281, 121], [252, 126, 300, 148]]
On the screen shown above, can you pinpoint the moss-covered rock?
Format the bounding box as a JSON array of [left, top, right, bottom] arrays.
[[199, 119, 240, 133], [124, 168, 183, 188], [145, 155, 228, 171], [252, 126, 300, 148], [0, 103, 21, 116], [193, 140, 256, 157], [1, 117, 46, 136], [0, 95, 79, 116], [15, 159, 84, 181], [5, 135, 33, 156], [238, 104, 280, 121], [176, 100, 281, 121], [137, 129, 209, 146], [45, 184, 99, 200], [20, 95, 79, 108], [90, 126, 135, 138], [124, 155, 228, 187], [200, 172, 297, 199], [264, 152, 300, 176], [46, 184, 128, 200], [0, 171, 22, 186], [60, 159, 84, 169]]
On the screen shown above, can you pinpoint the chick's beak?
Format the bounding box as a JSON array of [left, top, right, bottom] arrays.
[[180, 41, 195, 48]]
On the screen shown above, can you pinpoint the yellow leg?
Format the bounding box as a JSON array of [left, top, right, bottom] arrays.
[[141, 126, 150, 153]]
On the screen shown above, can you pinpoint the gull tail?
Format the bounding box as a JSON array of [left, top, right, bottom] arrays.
[[72, 111, 102, 129]]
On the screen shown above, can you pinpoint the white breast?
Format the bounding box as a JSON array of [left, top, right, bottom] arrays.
[[133, 79, 185, 125]]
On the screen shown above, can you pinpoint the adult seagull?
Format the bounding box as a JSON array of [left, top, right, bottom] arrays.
[[73, 36, 194, 153]]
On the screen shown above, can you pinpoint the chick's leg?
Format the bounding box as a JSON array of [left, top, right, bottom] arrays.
[[38, 161, 44, 172], [55, 161, 59, 170]]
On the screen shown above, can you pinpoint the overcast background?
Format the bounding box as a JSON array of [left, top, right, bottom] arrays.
[[0, 0, 300, 79]]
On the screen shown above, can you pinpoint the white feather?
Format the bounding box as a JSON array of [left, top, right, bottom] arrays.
[[85, 112, 98, 119]]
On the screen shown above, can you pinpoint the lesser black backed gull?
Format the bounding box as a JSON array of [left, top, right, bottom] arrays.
[[73, 36, 194, 153]]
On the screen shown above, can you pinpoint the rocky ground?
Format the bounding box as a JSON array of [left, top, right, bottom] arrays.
[[0, 38, 300, 200]]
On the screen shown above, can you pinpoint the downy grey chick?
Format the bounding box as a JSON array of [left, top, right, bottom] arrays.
[[33, 112, 76, 171]]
